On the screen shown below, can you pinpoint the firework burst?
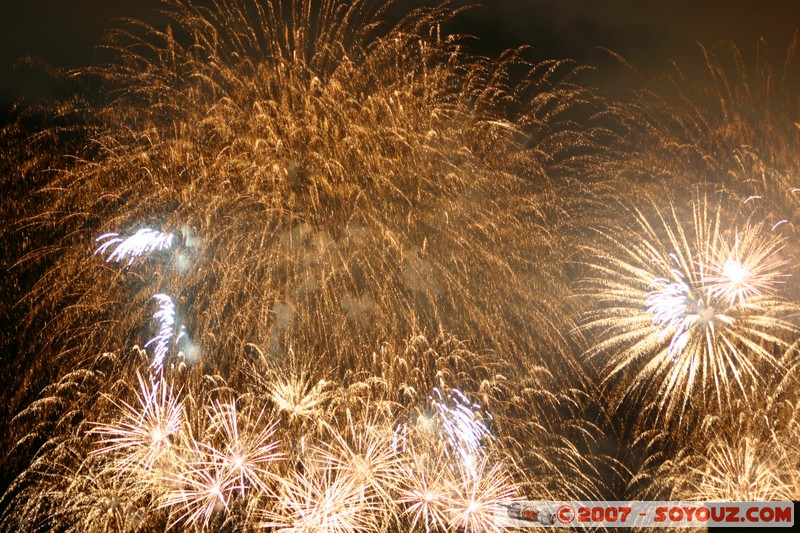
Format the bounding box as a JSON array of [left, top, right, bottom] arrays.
[[157, 443, 238, 528], [581, 195, 799, 426], [91, 373, 184, 474], [446, 456, 522, 533], [703, 224, 789, 307], [201, 400, 283, 497], [258, 466, 380, 533], [396, 447, 454, 533], [316, 411, 404, 507]]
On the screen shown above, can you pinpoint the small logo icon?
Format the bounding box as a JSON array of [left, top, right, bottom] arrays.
[[557, 504, 576, 524], [506, 502, 556, 525]]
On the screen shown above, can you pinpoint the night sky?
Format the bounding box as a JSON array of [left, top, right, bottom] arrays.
[[1, 0, 799, 112]]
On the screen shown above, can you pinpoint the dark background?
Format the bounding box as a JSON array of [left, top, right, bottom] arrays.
[[1, 0, 799, 112]]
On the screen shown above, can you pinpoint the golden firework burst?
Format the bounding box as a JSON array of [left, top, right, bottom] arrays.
[[581, 194, 799, 426]]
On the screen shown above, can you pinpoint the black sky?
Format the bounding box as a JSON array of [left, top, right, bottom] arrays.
[[1, 0, 799, 109]]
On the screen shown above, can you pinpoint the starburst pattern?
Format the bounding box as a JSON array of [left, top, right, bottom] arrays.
[[704, 225, 789, 307], [317, 414, 404, 506], [91, 373, 184, 474], [260, 467, 379, 533], [202, 401, 283, 496], [446, 457, 521, 533], [158, 444, 237, 528], [396, 449, 453, 533], [582, 196, 799, 425]]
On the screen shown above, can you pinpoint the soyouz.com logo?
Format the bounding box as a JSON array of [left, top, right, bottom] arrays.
[[494, 501, 794, 528]]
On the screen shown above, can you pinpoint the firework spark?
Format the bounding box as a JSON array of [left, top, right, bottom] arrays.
[[145, 294, 185, 372], [95, 229, 174, 266]]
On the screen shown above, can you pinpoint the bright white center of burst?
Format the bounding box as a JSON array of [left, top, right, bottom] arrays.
[[151, 428, 164, 445], [462, 453, 477, 471], [723, 260, 748, 286], [232, 454, 244, 469]]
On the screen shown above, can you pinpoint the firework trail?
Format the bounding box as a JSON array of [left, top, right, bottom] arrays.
[[391, 386, 494, 479], [95, 229, 175, 266], [636, 383, 800, 502], [144, 294, 183, 372], [3, 0, 598, 408], [0, 0, 611, 529]]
